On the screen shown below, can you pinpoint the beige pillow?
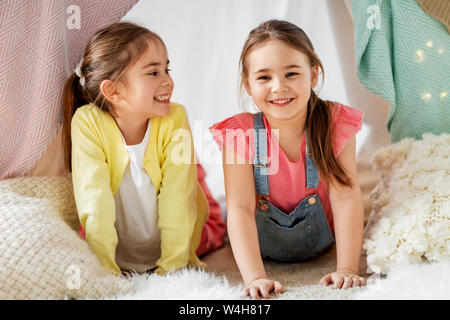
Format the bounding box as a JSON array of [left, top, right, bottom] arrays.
[[0, 176, 134, 299], [363, 133, 450, 274]]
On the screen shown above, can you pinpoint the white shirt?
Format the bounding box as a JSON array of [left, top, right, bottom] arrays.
[[114, 121, 161, 273]]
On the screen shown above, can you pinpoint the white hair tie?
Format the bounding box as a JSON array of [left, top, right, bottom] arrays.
[[74, 59, 86, 87]]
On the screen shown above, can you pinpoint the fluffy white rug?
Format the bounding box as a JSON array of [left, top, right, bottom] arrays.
[[355, 260, 450, 300], [108, 261, 450, 300], [108, 267, 360, 300], [110, 268, 244, 300], [363, 133, 449, 274]]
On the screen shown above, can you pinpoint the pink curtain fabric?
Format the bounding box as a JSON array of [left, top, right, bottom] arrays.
[[0, 0, 139, 179]]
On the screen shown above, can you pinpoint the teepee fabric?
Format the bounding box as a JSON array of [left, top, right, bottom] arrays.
[[353, 0, 450, 143], [0, 0, 139, 179]]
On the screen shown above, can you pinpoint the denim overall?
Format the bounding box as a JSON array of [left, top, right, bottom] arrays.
[[253, 113, 334, 262]]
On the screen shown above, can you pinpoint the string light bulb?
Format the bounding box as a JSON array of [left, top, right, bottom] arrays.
[[421, 92, 431, 101], [415, 50, 425, 63]]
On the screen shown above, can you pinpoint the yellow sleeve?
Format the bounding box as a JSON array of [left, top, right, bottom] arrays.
[[71, 110, 121, 275], [155, 105, 208, 275]]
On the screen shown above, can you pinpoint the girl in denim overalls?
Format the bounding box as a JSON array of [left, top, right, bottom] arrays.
[[210, 20, 366, 299]]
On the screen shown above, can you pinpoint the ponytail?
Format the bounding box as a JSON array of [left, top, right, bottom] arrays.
[[307, 91, 353, 188], [61, 72, 89, 172]]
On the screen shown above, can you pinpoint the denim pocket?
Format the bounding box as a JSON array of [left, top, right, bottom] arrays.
[[256, 210, 320, 262]]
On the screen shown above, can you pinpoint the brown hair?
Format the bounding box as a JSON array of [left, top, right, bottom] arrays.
[[239, 19, 352, 187], [61, 21, 164, 171]]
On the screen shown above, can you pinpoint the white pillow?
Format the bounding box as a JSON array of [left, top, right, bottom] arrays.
[[0, 176, 134, 299], [363, 133, 450, 274]]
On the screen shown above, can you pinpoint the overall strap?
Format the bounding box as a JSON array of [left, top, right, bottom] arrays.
[[305, 129, 320, 190], [253, 112, 270, 196]]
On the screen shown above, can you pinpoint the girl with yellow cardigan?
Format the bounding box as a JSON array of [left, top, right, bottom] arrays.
[[61, 22, 225, 276]]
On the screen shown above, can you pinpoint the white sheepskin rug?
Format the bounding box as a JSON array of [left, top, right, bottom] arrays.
[[109, 268, 245, 300], [363, 133, 449, 274], [106, 261, 450, 300], [355, 260, 450, 300]]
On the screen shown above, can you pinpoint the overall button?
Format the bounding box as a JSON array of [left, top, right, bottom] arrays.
[[308, 197, 316, 205], [259, 202, 269, 211]]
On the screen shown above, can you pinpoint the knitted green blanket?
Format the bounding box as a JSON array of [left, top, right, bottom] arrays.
[[353, 0, 449, 143]]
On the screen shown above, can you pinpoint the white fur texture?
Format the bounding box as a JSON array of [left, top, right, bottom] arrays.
[[108, 262, 450, 300], [363, 133, 450, 274], [356, 260, 450, 300], [110, 268, 245, 300]]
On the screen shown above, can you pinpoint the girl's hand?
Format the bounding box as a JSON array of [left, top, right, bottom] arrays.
[[320, 269, 366, 289], [245, 278, 285, 299]]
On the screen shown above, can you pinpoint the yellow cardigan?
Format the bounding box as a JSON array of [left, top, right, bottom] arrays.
[[71, 102, 208, 275]]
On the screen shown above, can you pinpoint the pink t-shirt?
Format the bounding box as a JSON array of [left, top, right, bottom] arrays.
[[209, 102, 363, 233]]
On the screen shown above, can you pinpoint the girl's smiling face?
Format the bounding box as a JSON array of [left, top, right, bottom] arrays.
[[244, 39, 318, 122], [108, 39, 174, 119]]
